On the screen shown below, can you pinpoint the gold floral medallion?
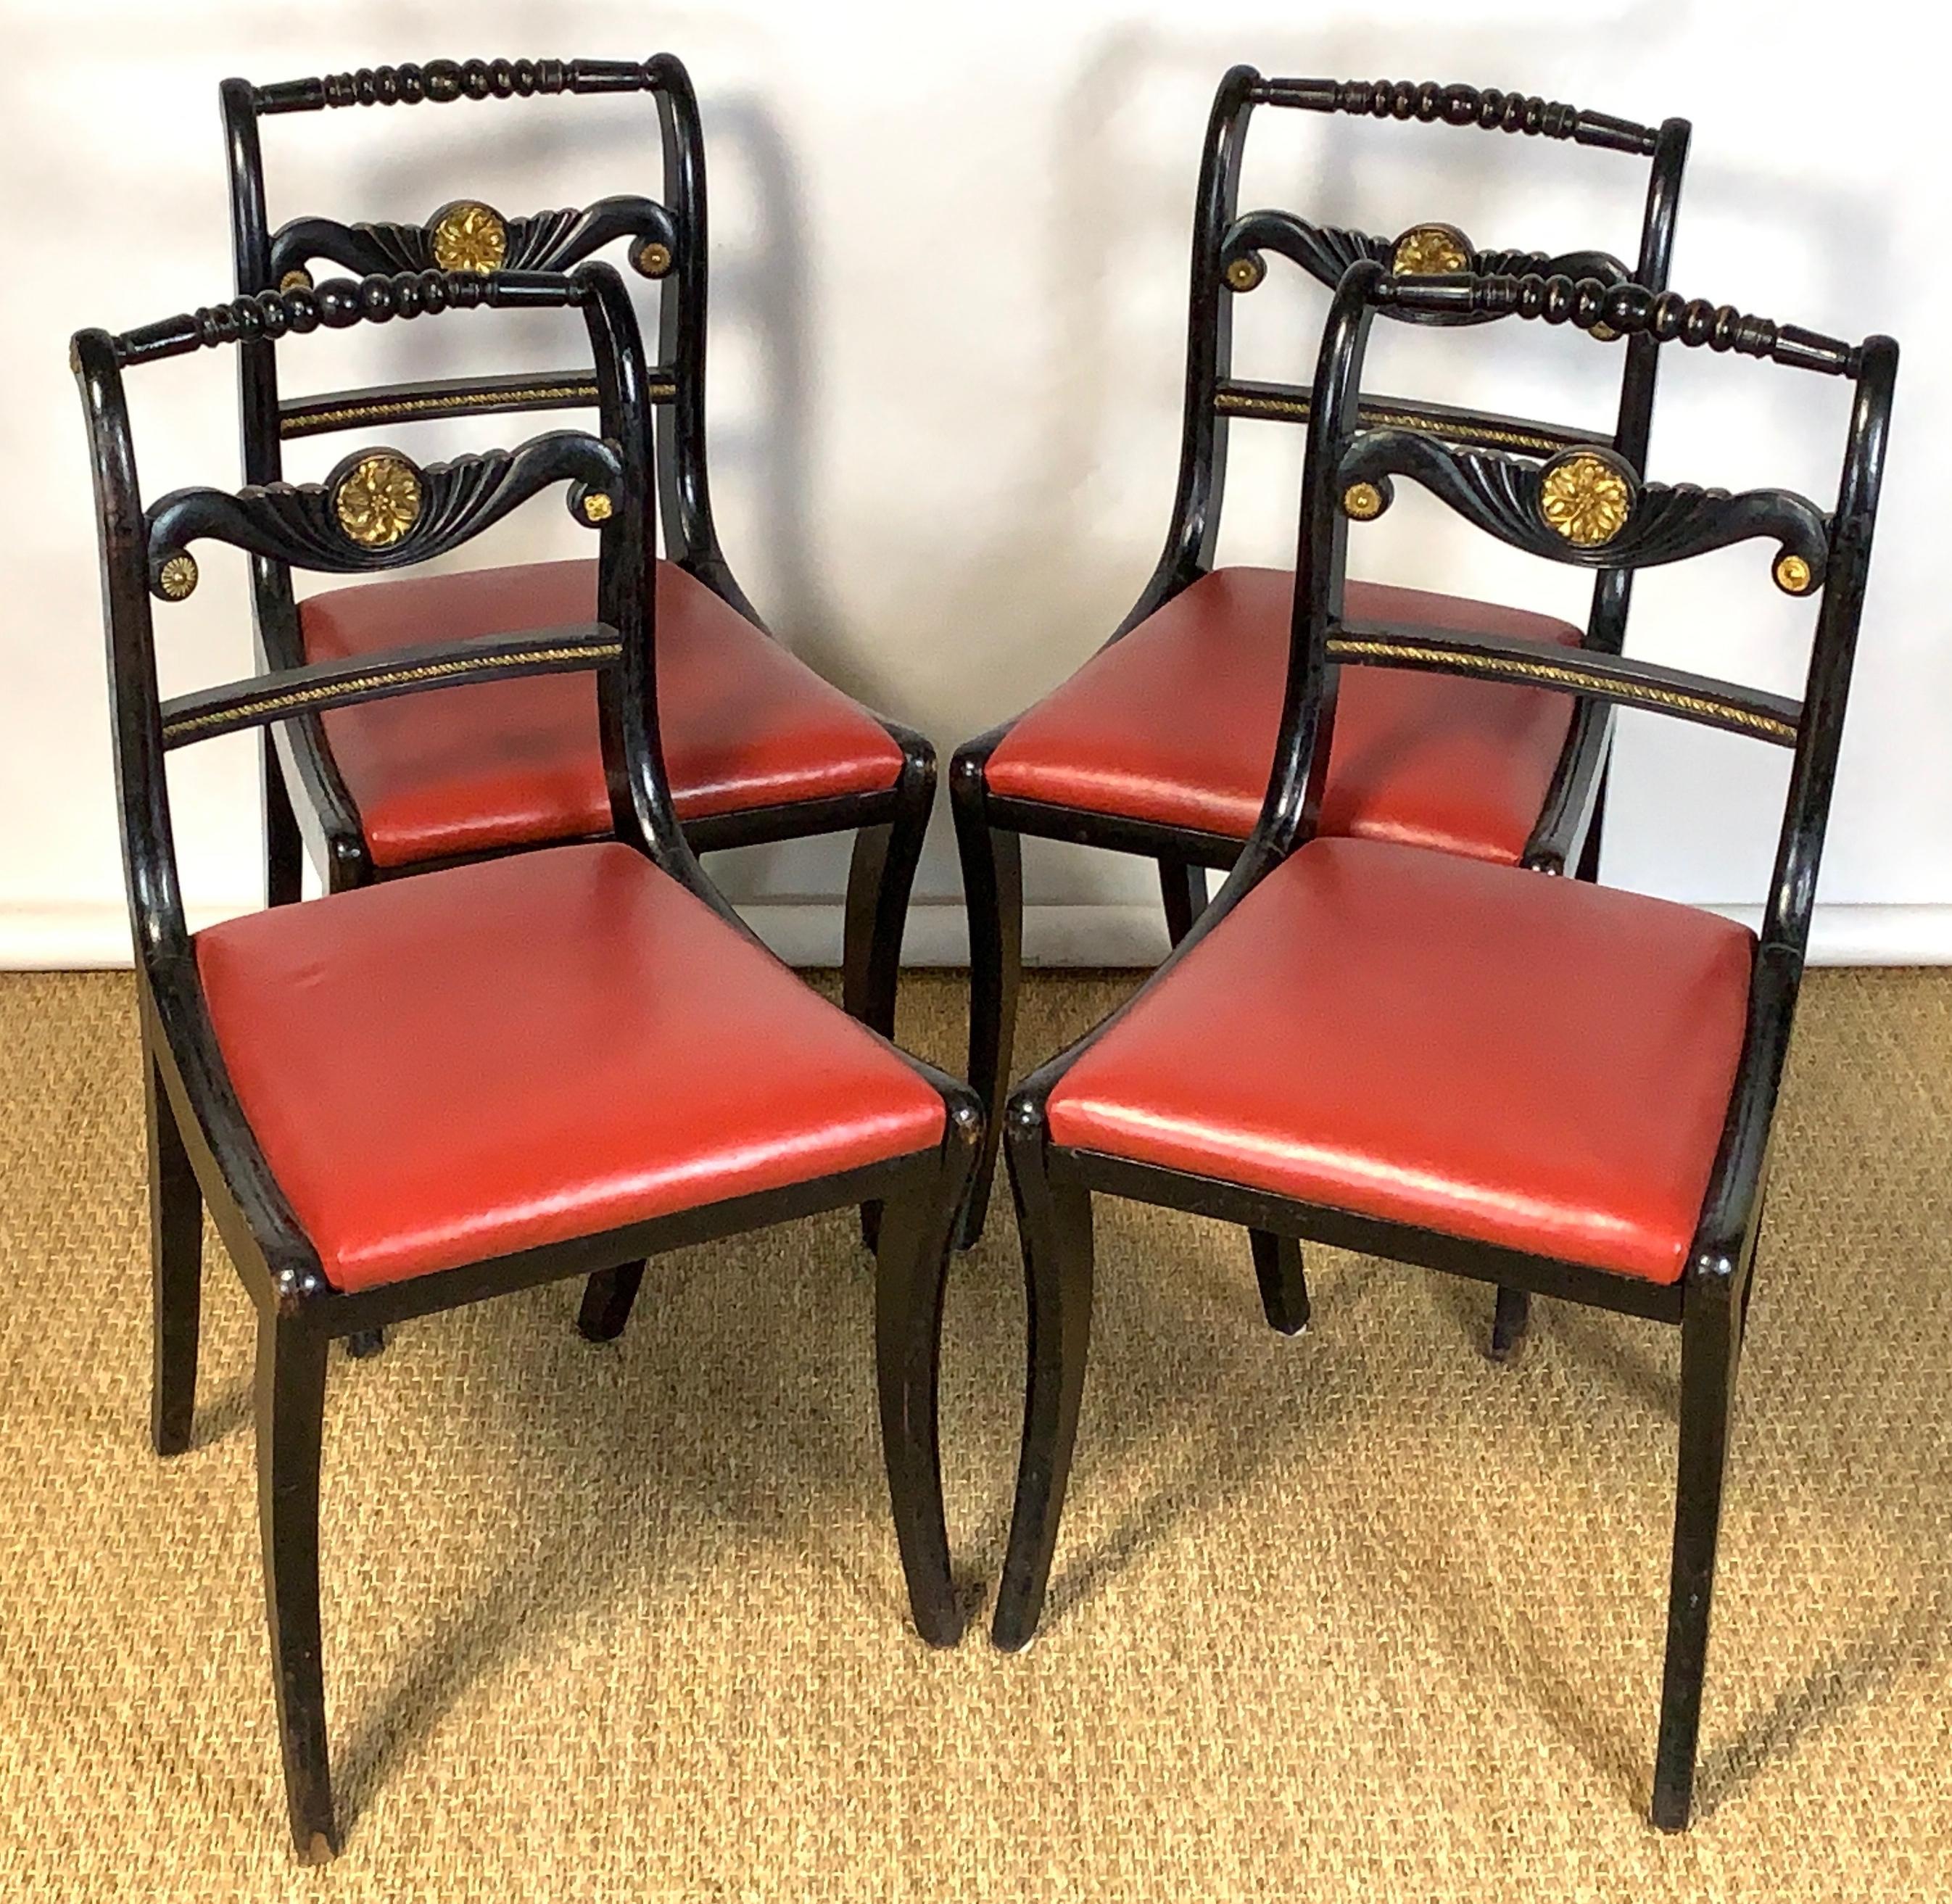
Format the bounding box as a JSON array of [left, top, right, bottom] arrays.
[[1538, 451, 1634, 547], [1391, 224, 1471, 276], [1774, 553, 1814, 595], [333, 453, 424, 547], [158, 554, 199, 600], [1342, 481, 1385, 521], [634, 240, 673, 278], [429, 201, 508, 274]]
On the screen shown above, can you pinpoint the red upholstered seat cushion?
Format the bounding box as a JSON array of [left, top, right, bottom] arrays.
[[195, 843, 945, 1291], [298, 559, 905, 867], [1047, 837, 1755, 1283], [985, 568, 1583, 860]]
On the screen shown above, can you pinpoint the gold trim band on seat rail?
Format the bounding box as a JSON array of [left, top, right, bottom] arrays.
[[1326, 637, 1800, 744], [281, 380, 678, 438], [161, 643, 622, 745]]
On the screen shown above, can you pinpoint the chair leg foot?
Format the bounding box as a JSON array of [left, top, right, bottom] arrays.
[[992, 1124, 1094, 1652], [576, 1263, 647, 1344], [257, 1308, 338, 1862], [1488, 1287, 1531, 1363], [875, 1133, 974, 1649], [343, 1329, 386, 1360], [1650, 1278, 1742, 1834], [951, 754, 1022, 1252], [1249, 1231, 1309, 1336], [147, 1052, 202, 1457]]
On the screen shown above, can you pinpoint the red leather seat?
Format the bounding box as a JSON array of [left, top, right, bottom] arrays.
[[1048, 837, 1755, 1283], [196, 843, 946, 1291], [299, 560, 906, 868], [984, 568, 1584, 860]]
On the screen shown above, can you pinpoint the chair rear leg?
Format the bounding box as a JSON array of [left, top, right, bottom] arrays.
[[951, 759, 1022, 1251], [1487, 772, 1611, 1356], [1489, 1286, 1532, 1363], [147, 1053, 202, 1457], [992, 1119, 1095, 1652], [265, 737, 303, 909], [1157, 855, 1207, 946], [874, 1109, 979, 1648], [1651, 1276, 1743, 1831], [845, 745, 933, 1249], [256, 1308, 338, 1863], [1250, 1230, 1309, 1336], [576, 1262, 648, 1344]]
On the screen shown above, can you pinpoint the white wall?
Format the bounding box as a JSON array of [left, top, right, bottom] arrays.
[[5, 0, 1948, 969]]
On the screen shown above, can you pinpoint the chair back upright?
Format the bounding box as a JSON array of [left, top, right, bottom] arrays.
[[70, 260, 692, 989], [1148, 70, 1691, 667], [217, 54, 740, 846]]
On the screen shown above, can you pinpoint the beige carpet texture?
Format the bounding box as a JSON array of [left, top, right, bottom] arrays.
[[1, 966, 1948, 1901]]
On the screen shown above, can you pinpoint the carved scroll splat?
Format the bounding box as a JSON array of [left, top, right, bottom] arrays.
[[1219, 210, 1629, 323], [144, 431, 624, 595], [1336, 427, 1830, 587], [267, 194, 678, 289]]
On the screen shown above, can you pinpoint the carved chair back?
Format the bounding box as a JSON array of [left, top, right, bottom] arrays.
[[1156, 70, 1692, 665], [220, 58, 726, 660], [1270, 261, 1894, 974], [71, 262, 685, 980]]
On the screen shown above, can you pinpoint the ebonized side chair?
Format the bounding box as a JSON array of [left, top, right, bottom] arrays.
[[221, 57, 931, 1077], [72, 261, 980, 1862], [952, 71, 1692, 1297], [991, 257, 1894, 1831]]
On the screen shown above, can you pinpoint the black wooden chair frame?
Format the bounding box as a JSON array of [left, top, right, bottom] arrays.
[[991, 259, 1895, 1832], [221, 57, 931, 1060], [952, 70, 1692, 1251], [73, 262, 980, 1863]]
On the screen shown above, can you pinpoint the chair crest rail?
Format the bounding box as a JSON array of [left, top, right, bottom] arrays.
[[1336, 429, 1832, 590], [1379, 271, 1861, 376], [1250, 77, 1660, 155], [1327, 619, 1803, 745], [107, 268, 582, 368], [252, 56, 680, 115]]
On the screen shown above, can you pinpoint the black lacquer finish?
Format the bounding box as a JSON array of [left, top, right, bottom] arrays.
[[992, 255, 1897, 1833], [73, 264, 981, 1860], [952, 67, 1692, 1247], [221, 57, 933, 1100]]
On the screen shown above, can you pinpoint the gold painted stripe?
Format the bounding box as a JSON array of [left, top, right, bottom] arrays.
[[162, 643, 621, 743], [1215, 389, 1579, 460], [1326, 637, 1799, 743], [281, 379, 677, 436]]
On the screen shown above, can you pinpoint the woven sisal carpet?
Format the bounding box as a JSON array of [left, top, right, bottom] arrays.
[[0, 967, 1948, 1900]]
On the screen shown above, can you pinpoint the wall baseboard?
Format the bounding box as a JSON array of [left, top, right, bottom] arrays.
[[5, 896, 1949, 972]]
